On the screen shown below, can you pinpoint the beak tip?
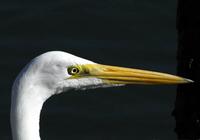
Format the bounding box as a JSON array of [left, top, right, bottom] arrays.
[[184, 78, 194, 83]]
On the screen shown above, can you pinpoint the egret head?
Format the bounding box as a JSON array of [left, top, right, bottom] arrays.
[[11, 51, 192, 140], [18, 51, 191, 97]]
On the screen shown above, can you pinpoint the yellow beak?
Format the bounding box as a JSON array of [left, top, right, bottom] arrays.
[[83, 64, 192, 85]]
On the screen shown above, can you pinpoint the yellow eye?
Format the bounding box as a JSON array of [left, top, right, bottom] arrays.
[[68, 66, 80, 75]]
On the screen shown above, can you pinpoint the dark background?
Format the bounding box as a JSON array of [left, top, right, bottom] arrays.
[[0, 0, 178, 139]]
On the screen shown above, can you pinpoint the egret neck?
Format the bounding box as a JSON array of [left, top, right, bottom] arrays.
[[10, 73, 52, 140]]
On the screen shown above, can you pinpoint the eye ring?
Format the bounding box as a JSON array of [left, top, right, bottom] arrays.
[[68, 66, 80, 75]]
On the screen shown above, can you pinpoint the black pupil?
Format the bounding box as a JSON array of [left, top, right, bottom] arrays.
[[72, 68, 78, 73]]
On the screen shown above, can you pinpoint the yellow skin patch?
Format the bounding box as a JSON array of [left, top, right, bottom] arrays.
[[67, 64, 192, 85]]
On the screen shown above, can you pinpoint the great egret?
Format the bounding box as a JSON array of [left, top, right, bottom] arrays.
[[10, 51, 192, 140]]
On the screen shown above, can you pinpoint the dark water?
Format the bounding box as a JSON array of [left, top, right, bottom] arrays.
[[0, 0, 177, 140]]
